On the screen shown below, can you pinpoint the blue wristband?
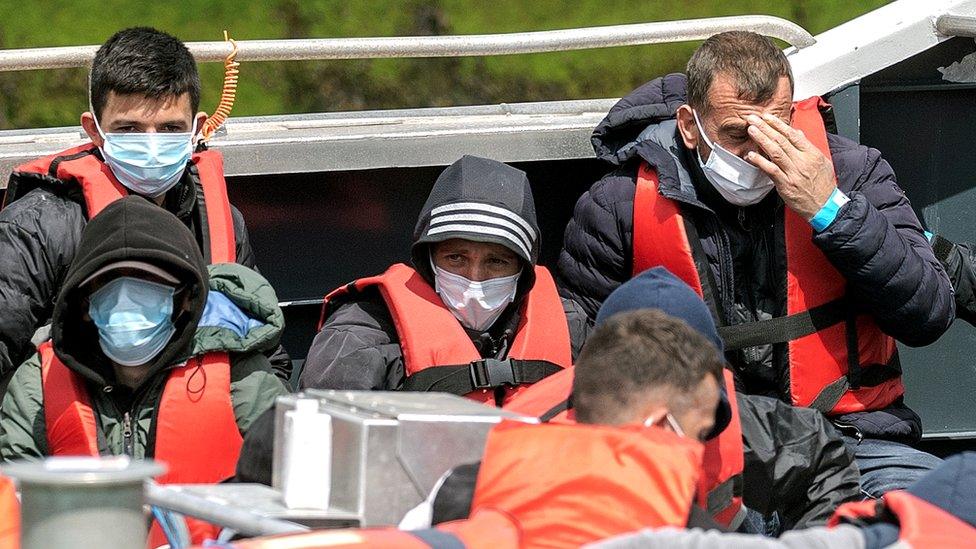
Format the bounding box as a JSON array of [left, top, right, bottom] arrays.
[[810, 188, 850, 232]]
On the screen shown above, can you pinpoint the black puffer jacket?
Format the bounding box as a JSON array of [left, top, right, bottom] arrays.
[[558, 74, 954, 441], [0, 147, 292, 380]]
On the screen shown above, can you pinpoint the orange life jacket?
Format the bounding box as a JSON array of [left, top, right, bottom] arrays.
[[0, 476, 19, 549], [469, 420, 702, 548], [7, 144, 236, 264], [321, 263, 572, 405], [213, 509, 520, 549], [38, 340, 244, 546], [830, 490, 976, 547], [503, 366, 745, 529], [631, 97, 901, 415]]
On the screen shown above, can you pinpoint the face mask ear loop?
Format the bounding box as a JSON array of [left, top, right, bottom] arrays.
[[190, 116, 201, 149], [89, 102, 107, 142], [665, 412, 687, 438], [692, 109, 716, 151]]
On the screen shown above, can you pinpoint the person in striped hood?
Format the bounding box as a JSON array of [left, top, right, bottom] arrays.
[[299, 155, 591, 406]]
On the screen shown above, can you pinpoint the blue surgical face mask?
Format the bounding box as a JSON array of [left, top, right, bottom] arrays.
[[89, 276, 177, 367], [93, 115, 195, 198]]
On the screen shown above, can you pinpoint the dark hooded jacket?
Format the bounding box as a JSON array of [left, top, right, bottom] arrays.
[[557, 74, 954, 442], [0, 150, 292, 381], [299, 156, 591, 393], [0, 196, 287, 461]]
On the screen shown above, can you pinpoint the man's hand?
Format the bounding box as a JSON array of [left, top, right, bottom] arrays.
[[745, 113, 836, 220]]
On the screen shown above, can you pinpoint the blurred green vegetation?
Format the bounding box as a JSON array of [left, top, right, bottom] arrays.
[[0, 0, 889, 129]]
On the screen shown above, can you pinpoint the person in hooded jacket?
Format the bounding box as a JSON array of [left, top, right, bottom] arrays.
[[299, 155, 590, 406], [0, 196, 287, 474], [0, 27, 291, 382], [558, 31, 953, 497]]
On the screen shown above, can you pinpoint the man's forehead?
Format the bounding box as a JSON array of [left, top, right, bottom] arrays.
[[436, 238, 516, 256], [704, 74, 792, 121], [100, 91, 193, 120]]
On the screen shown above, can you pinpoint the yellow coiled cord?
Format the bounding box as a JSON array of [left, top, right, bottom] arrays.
[[201, 31, 239, 141]]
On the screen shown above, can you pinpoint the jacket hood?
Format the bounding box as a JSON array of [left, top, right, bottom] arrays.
[[411, 155, 541, 294], [594, 267, 733, 440], [51, 196, 208, 387], [193, 262, 284, 356], [592, 73, 688, 167], [592, 73, 707, 210]]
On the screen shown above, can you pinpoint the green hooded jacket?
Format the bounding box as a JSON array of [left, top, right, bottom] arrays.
[[0, 197, 288, 462]]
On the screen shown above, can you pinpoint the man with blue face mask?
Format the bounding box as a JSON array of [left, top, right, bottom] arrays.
[[0, 196, 287, 546], [299, 155, 591, 406], [559, 31, 954, 501], [0, 27, 292, 382]]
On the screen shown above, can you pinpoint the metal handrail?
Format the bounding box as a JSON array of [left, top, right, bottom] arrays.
[[146, 483, 310, 538], [0, 15, 813, 72]]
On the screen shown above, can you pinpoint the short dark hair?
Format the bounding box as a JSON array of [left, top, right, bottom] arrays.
[[572, 309, 723, 425], [89, 27, 200, 119], [686, 31, 793, 115]]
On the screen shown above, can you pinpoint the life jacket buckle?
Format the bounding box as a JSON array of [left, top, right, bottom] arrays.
[[469, 358, 517, 389]]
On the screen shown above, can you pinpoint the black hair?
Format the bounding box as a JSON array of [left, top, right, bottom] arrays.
[[572, 309, 723, 425], [89, 27, 200, 119]]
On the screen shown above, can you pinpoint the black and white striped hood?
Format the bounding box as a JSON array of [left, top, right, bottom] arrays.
[[411, 155, 540, 291]]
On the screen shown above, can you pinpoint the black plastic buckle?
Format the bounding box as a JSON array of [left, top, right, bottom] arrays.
[[469, 358, 517, 389]]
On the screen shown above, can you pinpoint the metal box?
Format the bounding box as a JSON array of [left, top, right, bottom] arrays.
[[272, 390, 537, 526]]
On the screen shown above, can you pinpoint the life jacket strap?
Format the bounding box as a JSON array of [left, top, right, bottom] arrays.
[[539, 398, 571, 423], [401, 358, 563, 395], [706, 474, 744, 517], [717, 297, 849, 350], [808, 354, 903, 413]]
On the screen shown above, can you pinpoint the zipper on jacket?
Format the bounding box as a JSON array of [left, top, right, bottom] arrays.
[[831, 420, 864, 444], [711, 217, 736, 325], [122, 412, 134, 457]]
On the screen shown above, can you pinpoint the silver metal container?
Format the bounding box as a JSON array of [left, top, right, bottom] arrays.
[[272, 390, 536, 526], [3, 456, 164, 549]]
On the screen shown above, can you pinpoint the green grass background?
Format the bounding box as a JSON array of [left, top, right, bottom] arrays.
[[0, 0, 889, 129]]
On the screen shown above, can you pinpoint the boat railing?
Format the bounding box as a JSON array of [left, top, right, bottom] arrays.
[[0, 15, 815, 72]]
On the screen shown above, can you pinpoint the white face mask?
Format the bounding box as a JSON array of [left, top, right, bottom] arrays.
[[431, 260, 521, 332], [693, 110, 775, 207]]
